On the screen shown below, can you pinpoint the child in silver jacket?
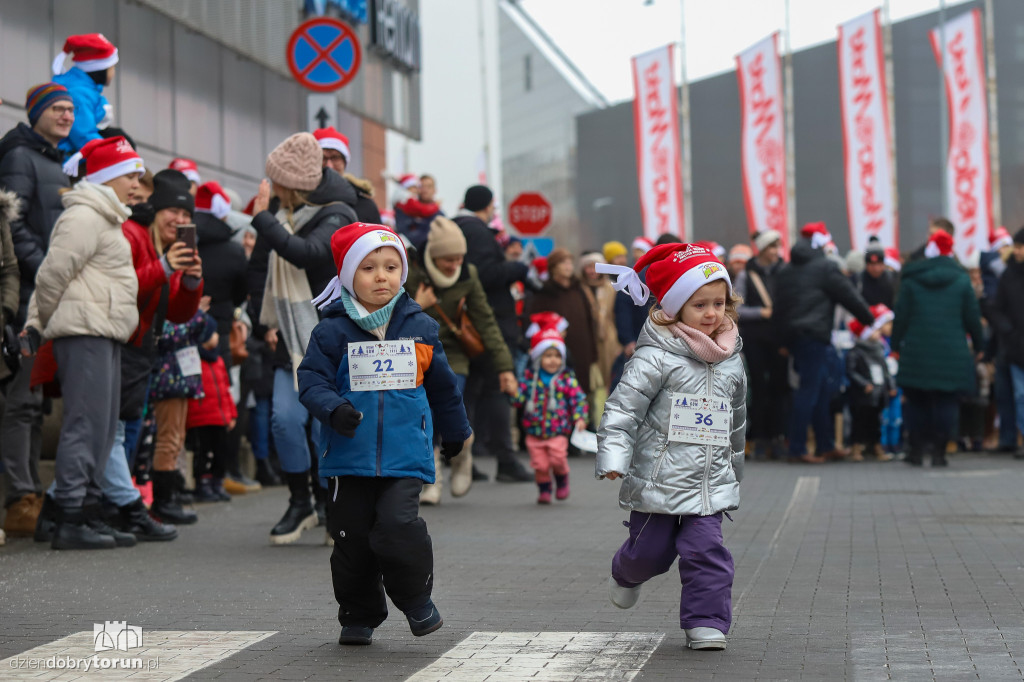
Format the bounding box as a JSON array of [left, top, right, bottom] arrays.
[[596, 243, 746, 651]]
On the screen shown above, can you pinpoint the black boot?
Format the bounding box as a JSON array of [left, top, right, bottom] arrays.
[[174, 471, 195, 505], [270, 472, 317, 545], [119, 498, 178, 541], [313, 482, 328, 527], [150, 471, 198, 525], [255, 459, 283, 487], [194, 475, 220, 503], [496, 458, 533, 483], [51, 506, 116, 550], [34, 494, 58, 543], [84, 504, 136, 547]]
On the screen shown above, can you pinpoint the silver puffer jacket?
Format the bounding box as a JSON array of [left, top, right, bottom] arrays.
[[596, 319, 747, 516]]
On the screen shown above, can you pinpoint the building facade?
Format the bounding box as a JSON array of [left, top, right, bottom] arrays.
[[0, 0, 421, 200]]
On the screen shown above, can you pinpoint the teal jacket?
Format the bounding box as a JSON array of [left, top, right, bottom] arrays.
[[891, 257, 982, 393]]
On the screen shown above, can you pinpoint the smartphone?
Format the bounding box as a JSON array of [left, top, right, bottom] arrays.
[[176, 223, 197, 264]]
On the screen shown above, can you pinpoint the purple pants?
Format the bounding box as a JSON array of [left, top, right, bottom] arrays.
[[612, 511, 734, 632]]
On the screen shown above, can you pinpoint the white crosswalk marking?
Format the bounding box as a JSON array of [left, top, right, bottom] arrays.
[[405, 631, 665, 682], [1, 630, 276, 680]]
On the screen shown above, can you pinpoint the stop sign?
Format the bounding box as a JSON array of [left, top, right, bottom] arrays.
[[509, 192, 551, 235]]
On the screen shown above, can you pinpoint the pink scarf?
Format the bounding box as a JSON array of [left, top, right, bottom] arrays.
[[668, 318, 738, 364]]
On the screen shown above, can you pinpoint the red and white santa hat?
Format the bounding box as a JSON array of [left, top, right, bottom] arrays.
[[525, 312, 569, 340], [195, 181, 232, 220], [990, 226, 1013, 251], [532, 256, 549, 281], [924, 230, 954, 258], [884, 247, 902, 272], [168, 158, 200, 184], [398, 173, 419, 190], [801, 222, 832, 250], [695, 240, 726, 261], [52, 33, 119, 75], [530, 327, 566, 363], [312, 223, 409, 310], [631, 236, 654, 254], [313, 126, 350, 163], [847, 304, 895, 340], [597, 243, 731, 317], [79, 136, 144, 185]]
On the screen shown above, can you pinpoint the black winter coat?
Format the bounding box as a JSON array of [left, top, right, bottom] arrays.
[[197, 211, 248, 363], [248, 168, 358, 369], [856, 270, 896, 308], [0, 123, 70, 321], [846, 340, 895, 409], [774, 239, 874, 345], [455, 213, 528, 347], [739, 257, 785, 345], [342, 174, 382, 224], [990, 257, 1024, 367]]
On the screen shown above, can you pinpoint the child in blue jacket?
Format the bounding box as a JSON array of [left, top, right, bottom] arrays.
[[298, 222, 471, 647], [51, 33, 119, 154]]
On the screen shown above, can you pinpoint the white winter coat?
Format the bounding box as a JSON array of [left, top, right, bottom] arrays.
[[596, 319, 746, 516], [26, 181, 138, 342]]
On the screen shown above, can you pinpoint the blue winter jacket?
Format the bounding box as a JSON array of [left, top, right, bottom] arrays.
[[297, 292, 472, 482], [53, 68, 109, 153]]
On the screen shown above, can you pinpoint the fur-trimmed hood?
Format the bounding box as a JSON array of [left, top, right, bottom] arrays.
[[0, 189, 19, 226], [344, 173, 375, 198]]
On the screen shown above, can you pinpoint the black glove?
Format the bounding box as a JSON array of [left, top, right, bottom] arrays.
[[440, 441, 464, 464], [330, 403, 363, 437]]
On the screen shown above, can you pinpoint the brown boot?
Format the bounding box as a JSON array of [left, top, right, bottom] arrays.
[[849, 445, 865, 462], [873, 444, 893, 462], [3, 494, 41, 538]]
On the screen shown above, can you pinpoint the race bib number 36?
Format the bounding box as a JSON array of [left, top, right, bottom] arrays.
[[348, 340, 417, 392], [668, 392, 732, 446]]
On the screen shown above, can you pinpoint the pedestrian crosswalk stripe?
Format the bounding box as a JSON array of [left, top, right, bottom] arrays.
[[404, 631, 665, 682], [2, 630, 276, 680]]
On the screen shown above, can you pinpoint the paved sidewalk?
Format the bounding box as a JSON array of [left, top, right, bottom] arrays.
[[2, 453, 1023, 680]]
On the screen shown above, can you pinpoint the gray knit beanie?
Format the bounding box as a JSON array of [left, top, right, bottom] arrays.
[[265, 132, 323, 191]]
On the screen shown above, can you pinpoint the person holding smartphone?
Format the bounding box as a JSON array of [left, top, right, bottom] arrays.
[[142, 169, 206, 524]]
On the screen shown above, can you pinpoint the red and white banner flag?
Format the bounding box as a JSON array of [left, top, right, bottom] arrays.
[[736, 33, 788, 251], [631, 44, 686, 241], [838, 9, 897, 251], [930, 8, 992, 261]]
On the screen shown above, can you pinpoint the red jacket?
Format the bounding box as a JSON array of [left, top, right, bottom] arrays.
[[395, 197, 441, 220], [186, 356, 237, 429], [121, 219, 203, 345]]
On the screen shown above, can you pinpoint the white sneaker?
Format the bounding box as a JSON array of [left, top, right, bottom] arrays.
[[608, 575, 641, 609], [685, 627, 727, 650]]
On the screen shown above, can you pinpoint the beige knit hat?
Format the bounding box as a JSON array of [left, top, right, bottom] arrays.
[[426, 216, 467, 258], [265, 132, 323, 191]]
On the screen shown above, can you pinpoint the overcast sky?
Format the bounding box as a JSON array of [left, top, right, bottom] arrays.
[[518, 0, 972, 103]]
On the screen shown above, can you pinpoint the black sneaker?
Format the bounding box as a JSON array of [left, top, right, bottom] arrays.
[[406, 600, 443, 636], [338, 626, 374, 645], [471, 464, 489, 482], [34, 494, 58, 543]]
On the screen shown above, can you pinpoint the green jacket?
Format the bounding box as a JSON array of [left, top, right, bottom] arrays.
[[891, 256, 982, 393], [405, 261, 513, 377]]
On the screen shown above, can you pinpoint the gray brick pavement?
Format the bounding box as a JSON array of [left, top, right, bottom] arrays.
[[1, 453, 1023, 680]]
